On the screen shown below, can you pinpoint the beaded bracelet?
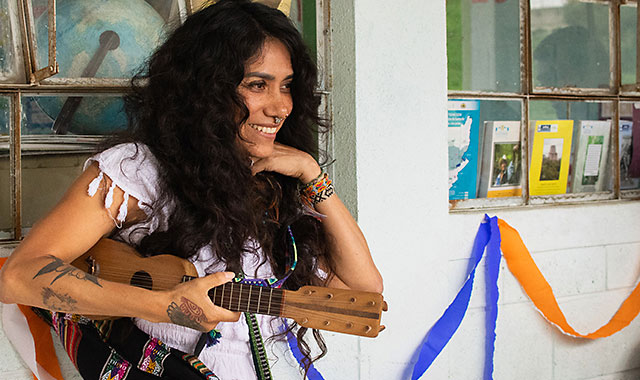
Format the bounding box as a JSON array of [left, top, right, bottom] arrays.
[[301, 172, 335, 206]]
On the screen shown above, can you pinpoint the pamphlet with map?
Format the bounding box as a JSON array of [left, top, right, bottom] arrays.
[[448, 99, 480, 200], [484, 121, 522, 198], [529, 120, 574, 196], [571, 120, 610, 193]]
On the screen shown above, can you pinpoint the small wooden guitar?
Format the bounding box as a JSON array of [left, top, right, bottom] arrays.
[[72, 239, 387, 338]]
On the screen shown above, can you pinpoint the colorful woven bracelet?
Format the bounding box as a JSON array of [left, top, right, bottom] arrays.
[[301, 172, 335, 206]]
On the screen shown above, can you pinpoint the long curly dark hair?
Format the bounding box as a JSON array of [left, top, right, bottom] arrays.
[[107, 0, 333, 373]]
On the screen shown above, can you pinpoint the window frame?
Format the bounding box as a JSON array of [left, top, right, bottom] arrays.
[[448, 0, 640, 211], [1, 0, 330, 241]]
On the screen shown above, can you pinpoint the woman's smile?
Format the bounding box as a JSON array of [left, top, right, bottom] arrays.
[[248, 123, 278, 135]]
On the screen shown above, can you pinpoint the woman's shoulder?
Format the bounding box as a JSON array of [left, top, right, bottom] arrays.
[[84, 142, 162, 204]]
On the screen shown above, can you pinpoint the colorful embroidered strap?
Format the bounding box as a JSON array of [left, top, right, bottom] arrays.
[[182, 354, 220, 380], [246, 312, 273, 380], [231, 226, 299, 380]]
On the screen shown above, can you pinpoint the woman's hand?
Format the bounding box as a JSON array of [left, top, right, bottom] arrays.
[[250, 142, 321, 183], [163, 272, 241, 332]]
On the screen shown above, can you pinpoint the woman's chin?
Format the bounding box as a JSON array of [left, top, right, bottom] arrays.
[[247, 145, 274, 160]]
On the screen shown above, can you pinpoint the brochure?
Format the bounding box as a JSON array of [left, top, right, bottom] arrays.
[[571, 120, 610, 193], [529, 120, 574, 196], [484, 121, 522, 198], [448, 99, 480, 200], [620, 120, 640, 189]]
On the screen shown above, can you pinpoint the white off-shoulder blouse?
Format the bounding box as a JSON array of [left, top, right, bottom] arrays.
[[84, 143, 285, 380]]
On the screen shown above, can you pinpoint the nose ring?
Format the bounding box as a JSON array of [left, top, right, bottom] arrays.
[[273, 114, 288, 125]]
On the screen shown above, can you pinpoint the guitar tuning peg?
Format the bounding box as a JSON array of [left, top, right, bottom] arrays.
[[379, 325, 386, 333], [382, 301, 389, 311]]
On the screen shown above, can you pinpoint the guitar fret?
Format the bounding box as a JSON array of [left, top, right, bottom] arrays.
[[257, 286, 263, 314], [229, 283, 234, 310], [213, 287, 218, 306], [267, 288, 272, 315], [247, 285, 252, 312], [237, 283, 243, 311], [221, 283, 226, 309]]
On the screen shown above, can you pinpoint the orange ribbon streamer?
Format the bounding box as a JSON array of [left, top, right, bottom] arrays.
[[499, 218, 640, 338], [0, 258, 63, 380]]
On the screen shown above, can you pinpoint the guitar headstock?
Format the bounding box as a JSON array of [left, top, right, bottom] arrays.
[[283, 286, 386, 338]]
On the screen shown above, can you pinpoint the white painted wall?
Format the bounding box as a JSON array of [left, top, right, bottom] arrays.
[[3, 1, 640, 380], [320, 1, 640, 380]]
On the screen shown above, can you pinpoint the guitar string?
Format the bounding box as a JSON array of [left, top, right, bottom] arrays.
[[75, 268, 378, 308]]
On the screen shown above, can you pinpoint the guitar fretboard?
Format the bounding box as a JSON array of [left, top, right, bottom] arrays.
[[208, 282, 285, 316]]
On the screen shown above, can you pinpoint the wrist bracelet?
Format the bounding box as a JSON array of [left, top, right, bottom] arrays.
[[300, 172, 335, 206], [303, 171, 325, 188]]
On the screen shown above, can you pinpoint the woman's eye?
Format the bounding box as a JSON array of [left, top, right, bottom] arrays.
[[282, 82, 292, 92], [245, 81, 266, 90]]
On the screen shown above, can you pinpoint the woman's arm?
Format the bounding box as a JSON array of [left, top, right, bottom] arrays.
[[251, 143, 383, 293], [0, 163, 239, 331]]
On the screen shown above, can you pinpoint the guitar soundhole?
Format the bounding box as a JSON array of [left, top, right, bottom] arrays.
[[131, 271, 153, 290]]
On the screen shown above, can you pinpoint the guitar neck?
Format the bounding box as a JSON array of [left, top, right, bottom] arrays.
[[208, 282, 285, 317]]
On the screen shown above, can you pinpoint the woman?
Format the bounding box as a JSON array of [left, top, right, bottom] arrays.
[[0, 1, 383, 379]]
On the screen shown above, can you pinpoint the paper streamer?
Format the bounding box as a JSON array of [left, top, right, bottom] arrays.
[[411, 215, 499, 380], [483, 218, 501, 380], [0, 258, 63, 380], [498, 219, 640, 339], [282, 322, 325, 380], [411, 216, 640, 380]]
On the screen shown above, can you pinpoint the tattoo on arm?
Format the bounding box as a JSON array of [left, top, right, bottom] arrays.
[[41, 287, 77, 311], [33, 255, 102, 288], [167, 297, 209, 330]]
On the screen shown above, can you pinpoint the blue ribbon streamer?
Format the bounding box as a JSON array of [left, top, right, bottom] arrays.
[[484, 217, 501, 379], [410, 215, 501, 380], [282, 322, 325, 380]]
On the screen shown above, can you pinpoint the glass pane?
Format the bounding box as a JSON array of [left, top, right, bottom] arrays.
[[621, 3, 638, 89], [0, 0, 24, 82], [446, 0, 521, 92], [449, 99, 522, 201], [619, 101, 640, 190], [0, 96, 12, 239], [22, 94, 127, 135], [35, 0, 179, 80], [20, 94, 125, 232], [531, 0, 610, 90], [529, 99, 613, 196]]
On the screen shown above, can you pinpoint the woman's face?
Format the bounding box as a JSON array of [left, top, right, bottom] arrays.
[[237, 39, 294, 159]]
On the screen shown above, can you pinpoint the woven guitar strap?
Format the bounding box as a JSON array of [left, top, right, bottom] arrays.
[[246, 312, 273, 380]]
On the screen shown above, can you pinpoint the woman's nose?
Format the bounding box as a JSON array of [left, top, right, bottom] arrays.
[[265, 91, 291, 118]]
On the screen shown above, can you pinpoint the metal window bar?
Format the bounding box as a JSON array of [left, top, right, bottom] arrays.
[[19, 0, 58, 84]]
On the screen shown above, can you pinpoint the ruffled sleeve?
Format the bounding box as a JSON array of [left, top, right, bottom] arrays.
[[83, 143, 161, 228]]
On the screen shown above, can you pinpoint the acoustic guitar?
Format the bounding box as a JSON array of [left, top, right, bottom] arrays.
[[71, 239, 387, 338]]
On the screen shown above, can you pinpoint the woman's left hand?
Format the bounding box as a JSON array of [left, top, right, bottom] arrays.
[[250, 142, 321, 183]]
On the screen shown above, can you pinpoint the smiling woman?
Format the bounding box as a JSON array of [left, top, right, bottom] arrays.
[[0, 0, 382, 379]]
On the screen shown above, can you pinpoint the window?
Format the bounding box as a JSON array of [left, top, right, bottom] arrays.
[[446, 0, 640, 210], [0, 0, 324, 241]]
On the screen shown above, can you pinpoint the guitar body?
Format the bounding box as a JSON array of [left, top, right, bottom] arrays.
[[72, 239, 198, 291], [73, 238, 386, 337]]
